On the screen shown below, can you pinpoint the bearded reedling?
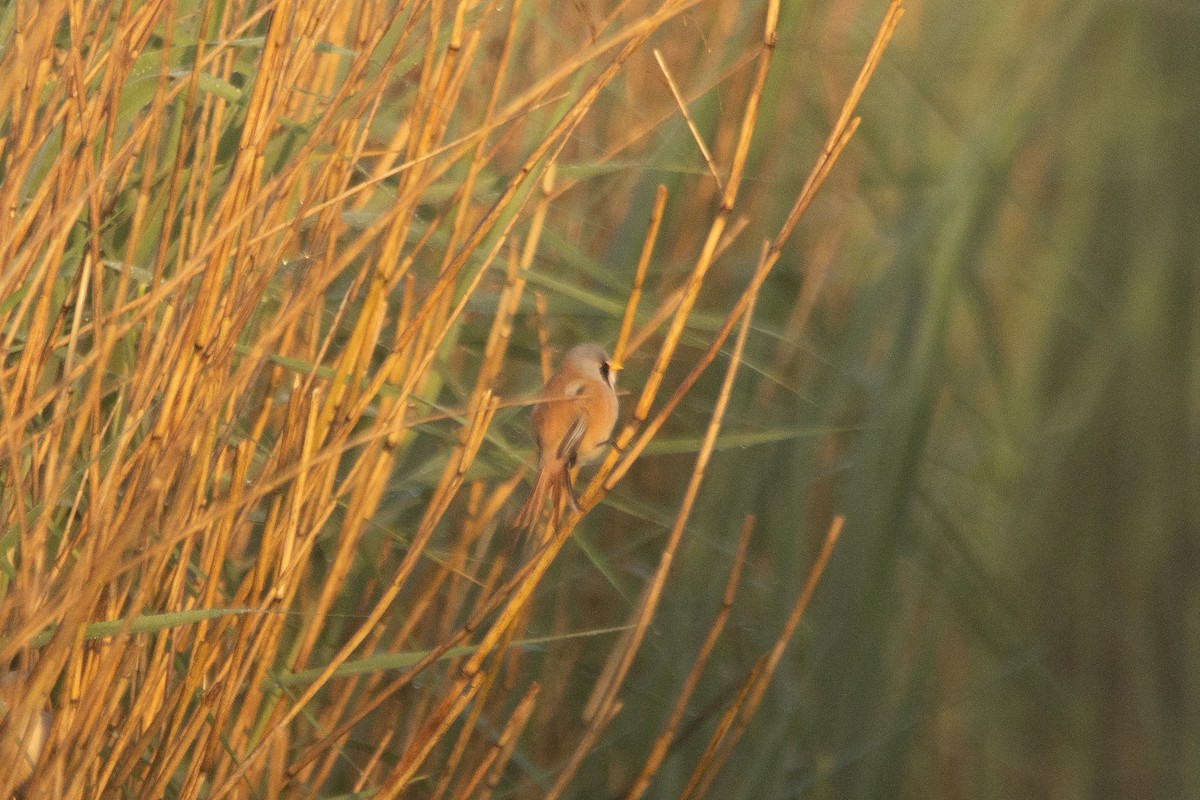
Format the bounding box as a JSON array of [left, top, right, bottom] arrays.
[[513, 344, 619, 529]]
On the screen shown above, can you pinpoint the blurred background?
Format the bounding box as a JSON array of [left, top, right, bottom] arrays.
[[593, 0, 1200, 797], [529, 0, 1200, 796]]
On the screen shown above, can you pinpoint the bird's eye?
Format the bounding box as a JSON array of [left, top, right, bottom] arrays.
[[599, 361, 611, 384]]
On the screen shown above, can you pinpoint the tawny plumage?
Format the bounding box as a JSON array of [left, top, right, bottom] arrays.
[[513, 344, 619, 529]]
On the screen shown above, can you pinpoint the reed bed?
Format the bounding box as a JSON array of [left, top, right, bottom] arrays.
[[0, 0, 900, 797]]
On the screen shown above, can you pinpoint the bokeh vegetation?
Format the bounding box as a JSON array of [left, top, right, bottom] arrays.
[[1, 0, 1195, 798]]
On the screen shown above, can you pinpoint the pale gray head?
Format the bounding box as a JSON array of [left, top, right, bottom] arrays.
[[562, 343, 615, 389]]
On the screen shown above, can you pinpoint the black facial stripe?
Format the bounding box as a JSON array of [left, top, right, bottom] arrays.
[[599, 361, 611, 384]]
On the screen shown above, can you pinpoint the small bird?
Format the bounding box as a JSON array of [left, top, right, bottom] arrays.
[[513, 343, 619, 529]]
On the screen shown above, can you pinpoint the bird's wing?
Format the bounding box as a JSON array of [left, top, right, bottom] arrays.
[[557, 413, 588, 464]]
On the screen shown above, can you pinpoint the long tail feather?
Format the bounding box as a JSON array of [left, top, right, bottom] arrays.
[[513, 463, 579, 530], [513, 464, 554, 529]]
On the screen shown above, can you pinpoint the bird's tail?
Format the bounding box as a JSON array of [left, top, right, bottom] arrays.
[[513, 463, 578, 530]]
